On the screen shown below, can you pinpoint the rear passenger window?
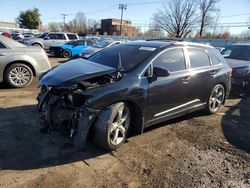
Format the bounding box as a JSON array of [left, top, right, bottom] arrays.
[[189, 48, 211, 68], [56, 34, 66, 40], [67, 34, 77, 40], [153, 48, 186, 72]]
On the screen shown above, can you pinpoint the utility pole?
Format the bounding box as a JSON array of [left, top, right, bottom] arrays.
[[119, 4, 127, 36], [61, 13, 69, 32]]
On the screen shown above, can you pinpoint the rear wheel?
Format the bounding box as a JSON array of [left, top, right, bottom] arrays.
[[62, 49, 72, 58], [32, 43, 42, 47], [94, 102, 131, 150], [206, 84, 225, 114], [4, 63, 33, 88]]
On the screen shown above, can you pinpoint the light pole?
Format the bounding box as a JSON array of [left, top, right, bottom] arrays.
[[119, 4, 127, 36], [61, 13, 69, 32]]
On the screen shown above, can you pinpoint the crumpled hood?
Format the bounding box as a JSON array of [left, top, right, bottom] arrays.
[[39, 58, 117, 87], [225, 58, 250, 69]]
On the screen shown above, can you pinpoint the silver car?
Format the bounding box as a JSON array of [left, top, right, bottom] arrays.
[[23, 32, 79, 50], [0, 36, 51, 88]]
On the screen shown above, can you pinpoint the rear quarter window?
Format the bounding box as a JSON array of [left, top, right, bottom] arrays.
[[209, 53, 221, 65]]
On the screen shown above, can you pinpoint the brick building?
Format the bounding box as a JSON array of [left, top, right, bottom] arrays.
[[100, 18, 138, 36]]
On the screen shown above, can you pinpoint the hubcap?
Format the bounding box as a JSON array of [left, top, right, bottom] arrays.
[[209, 85, 224, 112], [9, 67, 31, 86], [109, 105, 130, 146]]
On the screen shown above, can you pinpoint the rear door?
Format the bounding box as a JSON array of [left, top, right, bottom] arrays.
[[186, 47, 217, 103], [43, 33, 67, 49], [147, 47, 195, 122]]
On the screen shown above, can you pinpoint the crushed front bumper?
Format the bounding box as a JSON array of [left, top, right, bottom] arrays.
[[37, 87, 100, 149]]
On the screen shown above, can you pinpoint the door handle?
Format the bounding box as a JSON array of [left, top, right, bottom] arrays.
[[0, 53, 5, 56], [182, 76, 191, 83], [209, 70, 217, 75]]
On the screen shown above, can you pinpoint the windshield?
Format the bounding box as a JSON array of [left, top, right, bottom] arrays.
[[221, 45, 250, 61], [38, 32, 48, 38], [88, 44, 156, 72], [65, 41, 76, 45], [92, 41, 112, 48]]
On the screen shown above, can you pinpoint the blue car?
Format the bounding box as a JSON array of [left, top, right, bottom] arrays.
[[49, 39, 95, 58]]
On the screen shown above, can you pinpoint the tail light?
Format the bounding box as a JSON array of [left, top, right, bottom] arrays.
[[228, 66, 232, 77]]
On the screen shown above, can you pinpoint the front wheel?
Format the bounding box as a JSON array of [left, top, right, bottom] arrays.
[[94, 102, 131, 150], [62, 49, 72, 58], [206, 84, 225, 114]]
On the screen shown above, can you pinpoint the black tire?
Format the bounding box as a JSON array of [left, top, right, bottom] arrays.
[[94, 102, 131, 150], [205, 84, 225, 114], [32, 43, 42, 48], [62, 49, 72, 58], [4, 63, 33, 88]]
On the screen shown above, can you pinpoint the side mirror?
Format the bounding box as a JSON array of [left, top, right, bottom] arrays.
[[44, 37, 49, 40], [153, 66, 170, 77]]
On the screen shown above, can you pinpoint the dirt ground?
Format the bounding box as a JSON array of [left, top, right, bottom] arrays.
[[0, 58, 249, 188]]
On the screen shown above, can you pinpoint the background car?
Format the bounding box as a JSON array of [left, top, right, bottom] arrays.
[[0, 36, 51, 88], [23, 32, 79, 50], [221, 43, 250, 96], [1, 31, 11, 38], [37, 41, 231, 150], [49, 39, 96, 58], [80, 40, 125, 58], [11, 33, 24, 40]]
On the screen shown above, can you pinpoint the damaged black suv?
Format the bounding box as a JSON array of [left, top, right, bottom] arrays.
[[37, 41, 231, 150]]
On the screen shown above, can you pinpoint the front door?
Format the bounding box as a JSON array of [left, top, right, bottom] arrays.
[[147, 48, 197, 123]]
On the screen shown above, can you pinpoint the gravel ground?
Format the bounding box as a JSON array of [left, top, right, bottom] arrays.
[[0, 58, 249, 188]]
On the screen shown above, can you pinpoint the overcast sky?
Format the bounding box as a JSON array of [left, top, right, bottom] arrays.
[[0, 0, 249, 34]]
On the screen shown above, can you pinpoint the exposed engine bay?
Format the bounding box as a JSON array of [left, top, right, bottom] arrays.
[[37, 73, 121, 149]]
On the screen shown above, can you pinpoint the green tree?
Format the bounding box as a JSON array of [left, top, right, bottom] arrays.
[[17, 8, 41, 29]]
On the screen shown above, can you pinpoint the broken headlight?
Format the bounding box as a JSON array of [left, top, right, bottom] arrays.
[[66, 89, 86, 108]]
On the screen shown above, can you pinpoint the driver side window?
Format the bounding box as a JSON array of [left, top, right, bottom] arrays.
[[153, 48, 186, 72]]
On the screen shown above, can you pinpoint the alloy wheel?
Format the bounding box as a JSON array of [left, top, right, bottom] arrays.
[[8, 66, 32, 87], [109, 104, 130, 146], [209, 85, 225, 113]]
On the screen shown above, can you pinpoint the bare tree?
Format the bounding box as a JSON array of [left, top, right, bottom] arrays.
[[152, 0, 197, 38], [47, 22, 60, 32], [198, 0, 220, 38], [68, 12, 87, 35], [212, 11, 221, 37], [87, 19, 100, 34]]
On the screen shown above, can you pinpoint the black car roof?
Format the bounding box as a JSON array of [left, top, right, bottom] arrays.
[[125, 41, 214, 50], [125, 41, 172, 48]]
